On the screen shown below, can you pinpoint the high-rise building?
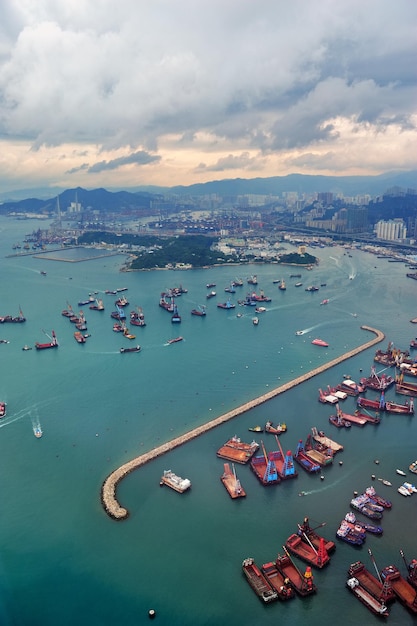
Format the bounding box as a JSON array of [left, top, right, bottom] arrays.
[[375, 219, 407, 241]]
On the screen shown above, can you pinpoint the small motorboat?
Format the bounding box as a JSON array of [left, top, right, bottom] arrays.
[[295, 330, 304, 336], [248, 426, 263, 433], [396, 469, 406, 476], [377, 478, 392, 486]]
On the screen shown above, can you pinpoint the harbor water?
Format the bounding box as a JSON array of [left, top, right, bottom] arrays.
[[0, 216, 416, 625]]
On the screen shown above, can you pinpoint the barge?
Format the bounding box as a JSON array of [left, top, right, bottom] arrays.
[[220, 463, 246, 498], [242, 558, 278, 603], [346, 577, 389, 617], [275, 551, 316, 596], [381, 565, 417, 614], [285, 533, 330, 569], [159, 470, 191, 493], [216, 436, 259, 464], [261, 562, 295, 600], [348, 561, 396, 604]]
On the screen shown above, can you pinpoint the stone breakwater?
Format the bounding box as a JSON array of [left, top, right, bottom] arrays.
[[101, 325, 384, 520]]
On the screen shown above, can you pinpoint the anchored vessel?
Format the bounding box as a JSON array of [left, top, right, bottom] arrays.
[[346, 577, 389, 617], [35, 330, 58, 350], [275, 551, 316, 596], [261, 562, 295, 600], [220, 463, 245, 498], [242, 557, 278, 603], [159, 470, 191, 493], [0, 401, 7, 418], [120, 345, 141, 353]]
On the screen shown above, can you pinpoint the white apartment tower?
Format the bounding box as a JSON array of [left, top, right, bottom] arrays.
[[375, 219, 407, 241]]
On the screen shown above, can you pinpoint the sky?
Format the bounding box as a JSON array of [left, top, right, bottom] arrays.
[[0, 0, 416, 193]]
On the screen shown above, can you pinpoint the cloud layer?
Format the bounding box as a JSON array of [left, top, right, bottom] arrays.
[[0, 0, 416, 191]]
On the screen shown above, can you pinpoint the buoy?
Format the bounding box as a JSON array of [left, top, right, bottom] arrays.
[[339, 460, 343, 466], [148, 609, 156, 619]]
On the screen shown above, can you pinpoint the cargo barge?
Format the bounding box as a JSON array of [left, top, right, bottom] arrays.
[[346, 577, 389, 617], [381, 565, 417, 614], [220, 463, 246, 498], [216, 436, 259, 464], [348, 561, 396, 604], [275, 551, 316, 596], [242, 557, 278, 603]]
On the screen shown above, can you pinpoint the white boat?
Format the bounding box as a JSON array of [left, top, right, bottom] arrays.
[[160, 470, 191, 493], [377, 478, 392, 486], [295, 330, 304, 336], [403, 481, 417, 493], [398, 485, 411, 496], [396, 469, 406, 476], [252, 317, 259, 326]]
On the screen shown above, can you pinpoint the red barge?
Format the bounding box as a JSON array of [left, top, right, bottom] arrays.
[[261, 562, 295, 600], [381, 564, 417, 614], [348, 559, 396, 604], [216, 436, 259, 464], [35, 330, 58, 350], [284, 533, 330, 569], [275, 551, 316, 596], [242, 558, 278, 603]]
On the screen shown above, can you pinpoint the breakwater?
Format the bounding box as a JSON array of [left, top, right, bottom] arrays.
[[101, 325, 384, 520]]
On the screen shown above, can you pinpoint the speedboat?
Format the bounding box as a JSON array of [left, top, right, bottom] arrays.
[[396, 469, 406, 476], [295, 330, 304, 336]]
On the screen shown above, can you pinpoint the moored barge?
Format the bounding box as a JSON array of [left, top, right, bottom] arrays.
[[381, 564, 417, 614], [242, 557, 278, 603], [346, 577, 389, 617], [216, 436, 259, 464], [285, 533, 330, 569], [220, 463, 246, 498], [261, 562, 295, 600], [348, 560, 396, 604], [275, 551, 316, 596]]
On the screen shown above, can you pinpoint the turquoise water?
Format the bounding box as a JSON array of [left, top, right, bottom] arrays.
[[0, 217, 416, 625]]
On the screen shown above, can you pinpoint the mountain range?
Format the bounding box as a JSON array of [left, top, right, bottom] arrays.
[[0, 170, 416, 212]]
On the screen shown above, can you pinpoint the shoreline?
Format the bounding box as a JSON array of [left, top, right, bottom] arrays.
[[101, 325, 385, 521]]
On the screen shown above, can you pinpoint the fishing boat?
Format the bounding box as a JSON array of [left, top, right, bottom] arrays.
[[248, 425, 263, 433], [191, 305, 206, 317], [344, 512, 383, 535], [206, 290, 216, 299], [350, 495, 383, 520], [409, 460, 417, 474], [252, 317, 259, 326], [220, 463, 246, 498], [285, 533, 330, 569], [0, 402, 6, 418], [33, 424, 42, 438], [242, 557, 278, 603], [278, 280, 286, 291], [381, 564, 417, 614], [115, 296, 129, 307], [311, 338, 328, 347], [120, 345, 141, 353], [159, 470, 191, 493], [247, 275, 258, 285], [337, 520, 365, 546], [167, 336, 183, 345], [130, 307, 146, 326], [265, 421, 287, 435], [275, 551, 316, 596], [22, 345, 32, 351], [35, 330, 58, 350], [364, 486, 392, 509], [217, 300, 235, 310], [206, 282, 216, 289], [346, 577, 389, 617], [260, 562, 295, 600], [74, 331, 86, 344]]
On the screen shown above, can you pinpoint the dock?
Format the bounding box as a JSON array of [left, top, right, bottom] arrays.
[[101, 325, 384, 520]]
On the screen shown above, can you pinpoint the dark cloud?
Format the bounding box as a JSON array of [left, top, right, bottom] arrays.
[[87, 151, 160, 173]]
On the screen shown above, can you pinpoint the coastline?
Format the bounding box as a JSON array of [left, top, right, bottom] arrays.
[[101, 325, 384, 520]]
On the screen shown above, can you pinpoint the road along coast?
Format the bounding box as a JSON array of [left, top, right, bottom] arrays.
[[101, 325, 384, 520]]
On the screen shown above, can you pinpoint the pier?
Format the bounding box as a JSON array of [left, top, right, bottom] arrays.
[[101, 325, 384, 520]]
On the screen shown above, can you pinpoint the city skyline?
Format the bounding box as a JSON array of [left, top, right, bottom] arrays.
[[0, 1, 416, 193]]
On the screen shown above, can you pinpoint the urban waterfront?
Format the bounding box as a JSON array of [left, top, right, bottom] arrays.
[[0, 217, 416, 625]]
